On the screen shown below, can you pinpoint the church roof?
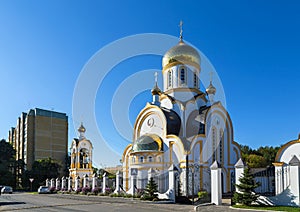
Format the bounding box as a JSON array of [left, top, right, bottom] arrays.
[[132, 134, 163, 152], [289, 155, 300, 166], [162, 40, 201, 70]]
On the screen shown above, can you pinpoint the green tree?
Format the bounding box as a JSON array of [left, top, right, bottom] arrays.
[[0, 139, 16, 187], [144, 177, 158, 200], [25, 157, 61, 190], [246, 154, 268, 168], [256, 146, 280, 166], [233, 168, 261, 206], [240, 145, 280, 168]]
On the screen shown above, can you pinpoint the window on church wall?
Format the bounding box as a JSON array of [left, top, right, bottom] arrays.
[[139, 156, 144, 163], [219, 130, 224, 164], [180, 67, 186, 85], [194, 73, 197, 88], [148, 156, 153, 162], [132, 157, 135, 164], [212, 128, 216, 162], [168, 71, 172, 88]]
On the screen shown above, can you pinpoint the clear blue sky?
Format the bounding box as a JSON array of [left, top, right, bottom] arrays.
[[1, 1, 299, 167]]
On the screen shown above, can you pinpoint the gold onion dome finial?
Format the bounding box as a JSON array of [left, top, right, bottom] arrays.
[[206, 73, 216, 95], [151, 72, 162, 95], [78, 122, 86, 133], [206, 82, 216, 95], [162, 21, 201, 69]]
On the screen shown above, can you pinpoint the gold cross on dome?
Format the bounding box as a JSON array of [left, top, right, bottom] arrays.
[[209, 71, 213, 83], [179, 20, 183, 40]]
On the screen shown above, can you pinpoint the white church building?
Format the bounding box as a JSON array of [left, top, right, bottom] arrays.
[[272, 134, 300, 206], [121, 32, 241, 196]]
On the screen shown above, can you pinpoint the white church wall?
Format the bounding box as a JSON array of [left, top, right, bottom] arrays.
[[278, 143, 300, 164]]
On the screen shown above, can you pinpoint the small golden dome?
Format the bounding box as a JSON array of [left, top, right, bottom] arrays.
[[206, 82, 216, 95], [151, 82, 162, 95], [78, 123, 86, 133], [162, 40, 201, 69]]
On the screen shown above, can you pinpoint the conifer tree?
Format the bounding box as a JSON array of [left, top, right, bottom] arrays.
[[144, 177, 158, 200], [233, 167, 260, 206]]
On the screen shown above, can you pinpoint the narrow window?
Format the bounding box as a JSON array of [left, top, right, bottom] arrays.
[[139, 156, 144, 163], [219, 130, 224, 164], [148, 156, 153, 162], [180, 68, 185, 84], [194, 73, 197, 87], [168, 71, 172, 87], [212, 128, 216, 161]]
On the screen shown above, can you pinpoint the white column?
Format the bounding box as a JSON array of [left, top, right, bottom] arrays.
[[210, 161, 222, 205], [46, 178, 50, 187], [83, 174, 89, 188], [130, 175, 137, 195], [181, 167, 188, 196], [68, 177, 73, 191], [92, 173, 97, 190], [289, 156, 300, 206], [235, 158, 245, 193], [274, 163, 283, 195], [50, 178, 55, 188], [102, 172, 108, 193], [61, 176, 66, 190], [114, 171, 121, 194], [56, 178, 60, 190], [168, 164, 177, 202], [75, 176, 80, 191]]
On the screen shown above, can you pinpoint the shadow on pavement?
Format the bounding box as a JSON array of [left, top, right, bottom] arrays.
[[0, 201, 26, 206]]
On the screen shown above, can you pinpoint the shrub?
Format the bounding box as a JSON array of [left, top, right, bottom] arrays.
[[109, 193, 118, 197], [233, 168, 260, 206], [75, 187, 82, 194], [92, 187, 101, 195], [82, 186, 91, 195], [104, 187, 112, 195], [198, 191, 208, 199], [144, 177, 158, 201], [124, 193, 133, 198]]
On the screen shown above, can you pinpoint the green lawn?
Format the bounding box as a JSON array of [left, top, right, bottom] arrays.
[[233, 205, 300, 212]]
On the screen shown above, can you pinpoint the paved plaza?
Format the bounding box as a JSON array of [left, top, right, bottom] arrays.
[[0, 193, 246, 212]]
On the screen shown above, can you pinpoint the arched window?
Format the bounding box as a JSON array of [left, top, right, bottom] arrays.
[[168, 71, 172, 88], [180, 67, 185, 84], [148, 156, 153, 162], [139, 156, 144, 163]]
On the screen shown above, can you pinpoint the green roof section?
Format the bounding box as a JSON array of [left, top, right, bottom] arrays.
[[132, 134, 163, 152]]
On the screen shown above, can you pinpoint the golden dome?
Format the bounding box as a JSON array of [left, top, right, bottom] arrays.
[[78, 123, 86, 133], [206, 82, 216, 95], [162, 40, 201, 70], [151, 82, 162, 95]]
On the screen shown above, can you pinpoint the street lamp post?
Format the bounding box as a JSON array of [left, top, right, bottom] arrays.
[[29, 178, 34, 191]]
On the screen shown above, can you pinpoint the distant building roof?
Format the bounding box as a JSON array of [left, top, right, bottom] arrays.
[[28, 108, 68, 120]]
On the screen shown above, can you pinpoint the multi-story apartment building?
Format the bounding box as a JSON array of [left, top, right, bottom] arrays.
[[8, 108, 68, 175]]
